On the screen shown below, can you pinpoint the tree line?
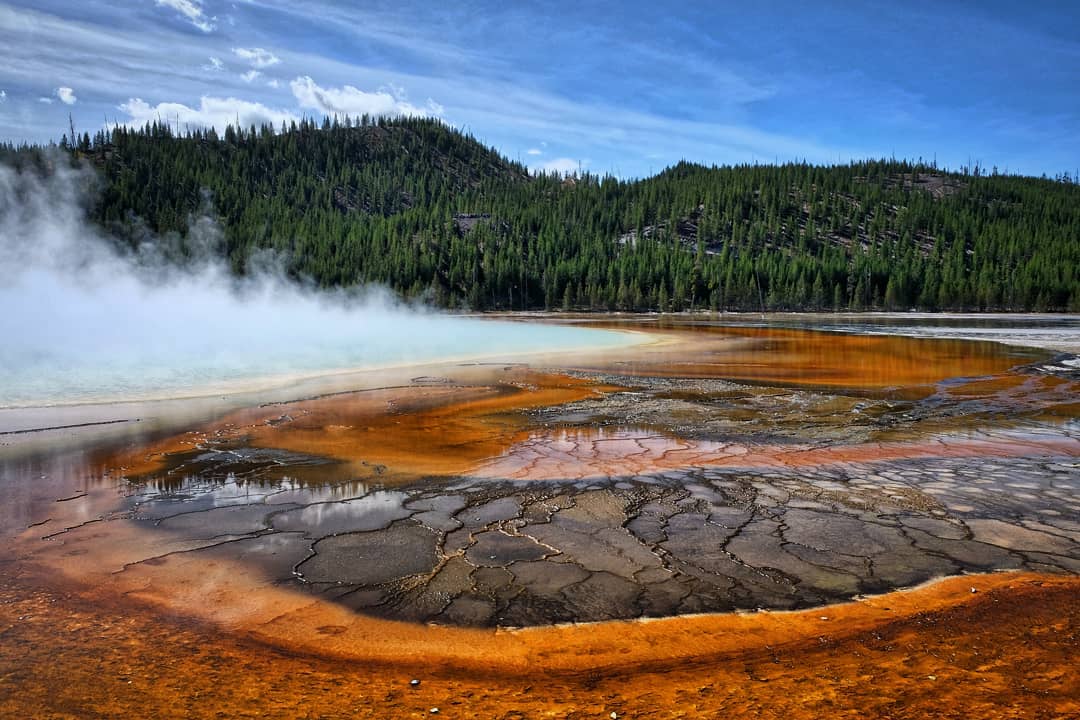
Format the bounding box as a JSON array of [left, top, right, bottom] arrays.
[[3, 115, 1077, 312]]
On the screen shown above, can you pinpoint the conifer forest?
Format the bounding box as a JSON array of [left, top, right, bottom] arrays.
[[5, 116, 1078, 312]]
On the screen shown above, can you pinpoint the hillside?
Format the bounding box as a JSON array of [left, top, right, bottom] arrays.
[[4, 116, 1079, 311]]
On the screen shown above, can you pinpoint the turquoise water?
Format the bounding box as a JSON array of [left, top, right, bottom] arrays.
[[0, 275, 637, 408], [0, 314, 635, 408]]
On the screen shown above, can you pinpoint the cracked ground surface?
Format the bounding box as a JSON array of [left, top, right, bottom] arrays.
[[115, 443, 1080, 626], [78, 323, 1080, 628]]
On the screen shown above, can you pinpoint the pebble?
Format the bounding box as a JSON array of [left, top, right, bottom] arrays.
[[610, 713, 618, 719], [410, 679, 421, 687], [970, 587, 978, 593], [430, 708, 439, 715]]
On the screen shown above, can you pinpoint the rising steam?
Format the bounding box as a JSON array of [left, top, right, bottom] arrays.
[[0, 158, 628, 408]]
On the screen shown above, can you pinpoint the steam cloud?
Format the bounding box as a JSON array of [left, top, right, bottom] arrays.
[[0, 158, 626, 408]]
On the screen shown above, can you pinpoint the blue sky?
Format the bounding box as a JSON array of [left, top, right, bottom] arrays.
[[1, 0, 1078, 178]]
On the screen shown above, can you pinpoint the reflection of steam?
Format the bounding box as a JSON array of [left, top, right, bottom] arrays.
[[272, 491, 412, 535], [0, 159, 630, 408]]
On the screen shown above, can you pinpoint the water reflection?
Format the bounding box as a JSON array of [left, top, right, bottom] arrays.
[[272, 491, 412, 535], [0, 447, 115, 537]]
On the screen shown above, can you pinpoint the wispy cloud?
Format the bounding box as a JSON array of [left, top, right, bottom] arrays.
[[245, 0, 481, 69], [451, 80, 852, 171], [155, 0, 214, 33], [289, 76, 443, 118], [56, 87, 77, 105], [232, 47, 281, 69], [119, 96, 298, 132], [240, 70, 261, 83], [38, 97, 53, 104], [3, 1, 1075, 177], [0, 90, 7, 103]]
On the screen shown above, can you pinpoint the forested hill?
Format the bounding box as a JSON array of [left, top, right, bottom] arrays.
[[4, 116, 1079, 312]]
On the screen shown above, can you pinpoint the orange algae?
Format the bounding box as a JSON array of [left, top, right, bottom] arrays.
[[569, 322, 1035, 391], [2, 565, 1076, 719]]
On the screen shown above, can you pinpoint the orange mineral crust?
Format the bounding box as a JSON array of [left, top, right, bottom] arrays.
[[247, 373, 619, 479], [575, 323, 1037, 392], [95, 370, 1079, 492], [87, 322, 1059, 486], [96, 369, 621, 482], [1, 567, 1076, 719]]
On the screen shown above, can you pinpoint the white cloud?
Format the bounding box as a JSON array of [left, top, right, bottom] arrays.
[[0, 91, 6, 103], [56, 87, 77, 105], [0, 3, 862, 171], [232, 47, 280, 69], [240, 70, 261, 83], [204, 56, 224, 71], [289, 76, 443, 118], [267, 79, 280, 89], [118, 96, 298, 132], [526, 148, 542, 156], [38, 97, 53, 104], [155, 0, 215, 33], [535, 157, 585, 176]]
